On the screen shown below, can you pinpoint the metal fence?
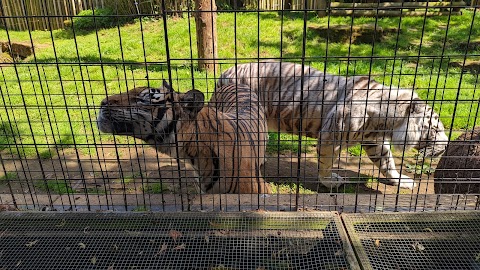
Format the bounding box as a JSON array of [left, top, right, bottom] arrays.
[[0, 0, 479, 213]]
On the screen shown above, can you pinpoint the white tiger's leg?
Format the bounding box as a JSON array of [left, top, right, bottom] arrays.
[[317, 138, 347, 189], [362, 142, 416, 189]]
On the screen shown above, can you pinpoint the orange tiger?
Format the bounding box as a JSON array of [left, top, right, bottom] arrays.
[[97, 80, 270, 194]]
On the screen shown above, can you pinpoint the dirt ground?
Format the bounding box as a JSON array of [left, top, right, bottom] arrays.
[[0, 144, 438, 204]]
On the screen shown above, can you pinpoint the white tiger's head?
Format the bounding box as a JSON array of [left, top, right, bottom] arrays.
[[96, 80, 204, 146], [393, 100, 448, 157]]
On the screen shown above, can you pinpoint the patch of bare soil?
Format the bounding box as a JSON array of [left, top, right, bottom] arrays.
[[449, 60, 480, 74], [0, 143, 437, 208], [308, 24, 398, 44], [264, 151, 437, 195]]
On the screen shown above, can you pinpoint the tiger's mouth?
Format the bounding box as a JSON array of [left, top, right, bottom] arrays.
[[97, 118, 135, 135], [97, 110, 136, 135]]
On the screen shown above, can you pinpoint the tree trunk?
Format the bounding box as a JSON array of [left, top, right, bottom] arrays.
[[195, 0, 218, 72], [284, 0, 292, 10], [317, 0, 327, 17]]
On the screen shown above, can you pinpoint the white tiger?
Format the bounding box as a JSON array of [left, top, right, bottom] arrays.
[[217, 61, 448, 190]]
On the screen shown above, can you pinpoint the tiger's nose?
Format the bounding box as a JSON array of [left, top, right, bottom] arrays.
[[101, 98, 116, 106]]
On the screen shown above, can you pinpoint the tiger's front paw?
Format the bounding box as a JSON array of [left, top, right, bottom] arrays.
[[319, 173, 348, 189], [391, 175, 416, 190]]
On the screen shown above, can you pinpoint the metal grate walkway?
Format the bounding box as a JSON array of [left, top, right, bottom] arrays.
[[0, 210, 479, 269], [342, 211, 480, 270], [0, 211, 355, 269]]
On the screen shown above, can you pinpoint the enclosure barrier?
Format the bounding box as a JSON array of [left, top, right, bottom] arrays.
[[1, 0, 480, 268]]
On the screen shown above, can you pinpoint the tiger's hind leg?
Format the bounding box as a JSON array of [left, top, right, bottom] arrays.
[[317, 136, 348, 189], [362, 142, 416, 189]]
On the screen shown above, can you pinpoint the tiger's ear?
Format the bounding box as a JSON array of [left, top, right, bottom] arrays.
[[409, 100, 424, 114], [162, 79, 174, 92], [181, 89, 205, 118]]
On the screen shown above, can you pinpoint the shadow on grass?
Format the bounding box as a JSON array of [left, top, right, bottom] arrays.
[[23, 55, 208, 74], [264, 153, 384, 195], [0, 121, 20, 152], [259, 10, 319, 21], [0, 120, 75, 159]]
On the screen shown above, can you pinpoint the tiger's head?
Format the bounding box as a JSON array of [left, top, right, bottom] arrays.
[[393, 99, 448, 157], [97, 80, 204, 148]]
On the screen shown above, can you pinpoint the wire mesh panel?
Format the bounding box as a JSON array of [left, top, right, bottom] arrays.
[[0, 211, 357, 269], [342, 211, 480, 270], [0, 0, 479, 212]]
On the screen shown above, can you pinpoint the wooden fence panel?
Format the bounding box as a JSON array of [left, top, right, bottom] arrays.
[[0, 0, 470, 31]]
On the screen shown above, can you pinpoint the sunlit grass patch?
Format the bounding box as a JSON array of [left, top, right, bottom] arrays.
[[142, 183, 169, 194], [0, 172, 17, 182], [363, 177, 380, 190], [347, 145, 366, 157], [267, 132, 316, 154], [35, 180, 75, 195], [270, 182, 316, 194]]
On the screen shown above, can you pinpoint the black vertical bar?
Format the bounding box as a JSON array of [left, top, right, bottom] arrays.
[[0, 1, 53, 209], [160, 0, 185, 211], [22, 0, 77, 210], [447, 6, 478, 210], [295, 0, 308, 210]]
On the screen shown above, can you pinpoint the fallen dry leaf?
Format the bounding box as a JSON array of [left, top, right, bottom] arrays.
[[209, 221, 222, 228], [155, 243, 168, 256], [56, 218, 66, 227], [78, 242, 86, 249], [173, 244, 185, 250], [90, 256, 97, 265], [204, 235, 210, 244], [169, 230, 182, 242], [411, 242, 425, 252], [25, 240, 38, 247], [475, 253, 480, 262], [374, 239, 381, 247], [214, 229, 230, 236]]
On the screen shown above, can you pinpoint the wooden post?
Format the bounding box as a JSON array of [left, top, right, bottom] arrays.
[[317, 0, 327, 17], [194, 0, 218, 72], [285, 0, 292, 9]]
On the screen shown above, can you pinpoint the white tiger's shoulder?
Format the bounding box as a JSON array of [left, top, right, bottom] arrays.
[[389, 88, 419, 100]]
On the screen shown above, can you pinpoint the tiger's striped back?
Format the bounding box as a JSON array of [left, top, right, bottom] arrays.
[[179, 83, 270, 194], [216, 61, 448, 190], [217, 61, 364, 137]]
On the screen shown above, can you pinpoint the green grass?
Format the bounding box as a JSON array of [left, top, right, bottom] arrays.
[[1, 11, 479, 158], [405, 162, 435, 175], [85, 187, 107, 194], [142, 183, 169, 194], [347, 145, 366, 157], [0, 172, 17, 181], [35, 180, 75, 195], [363, 177, 380, 190], [270, 182, 316, 194], [267, 132, 316, 154], [132, 205, 149, 211], [121, 172, 143, 184]]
